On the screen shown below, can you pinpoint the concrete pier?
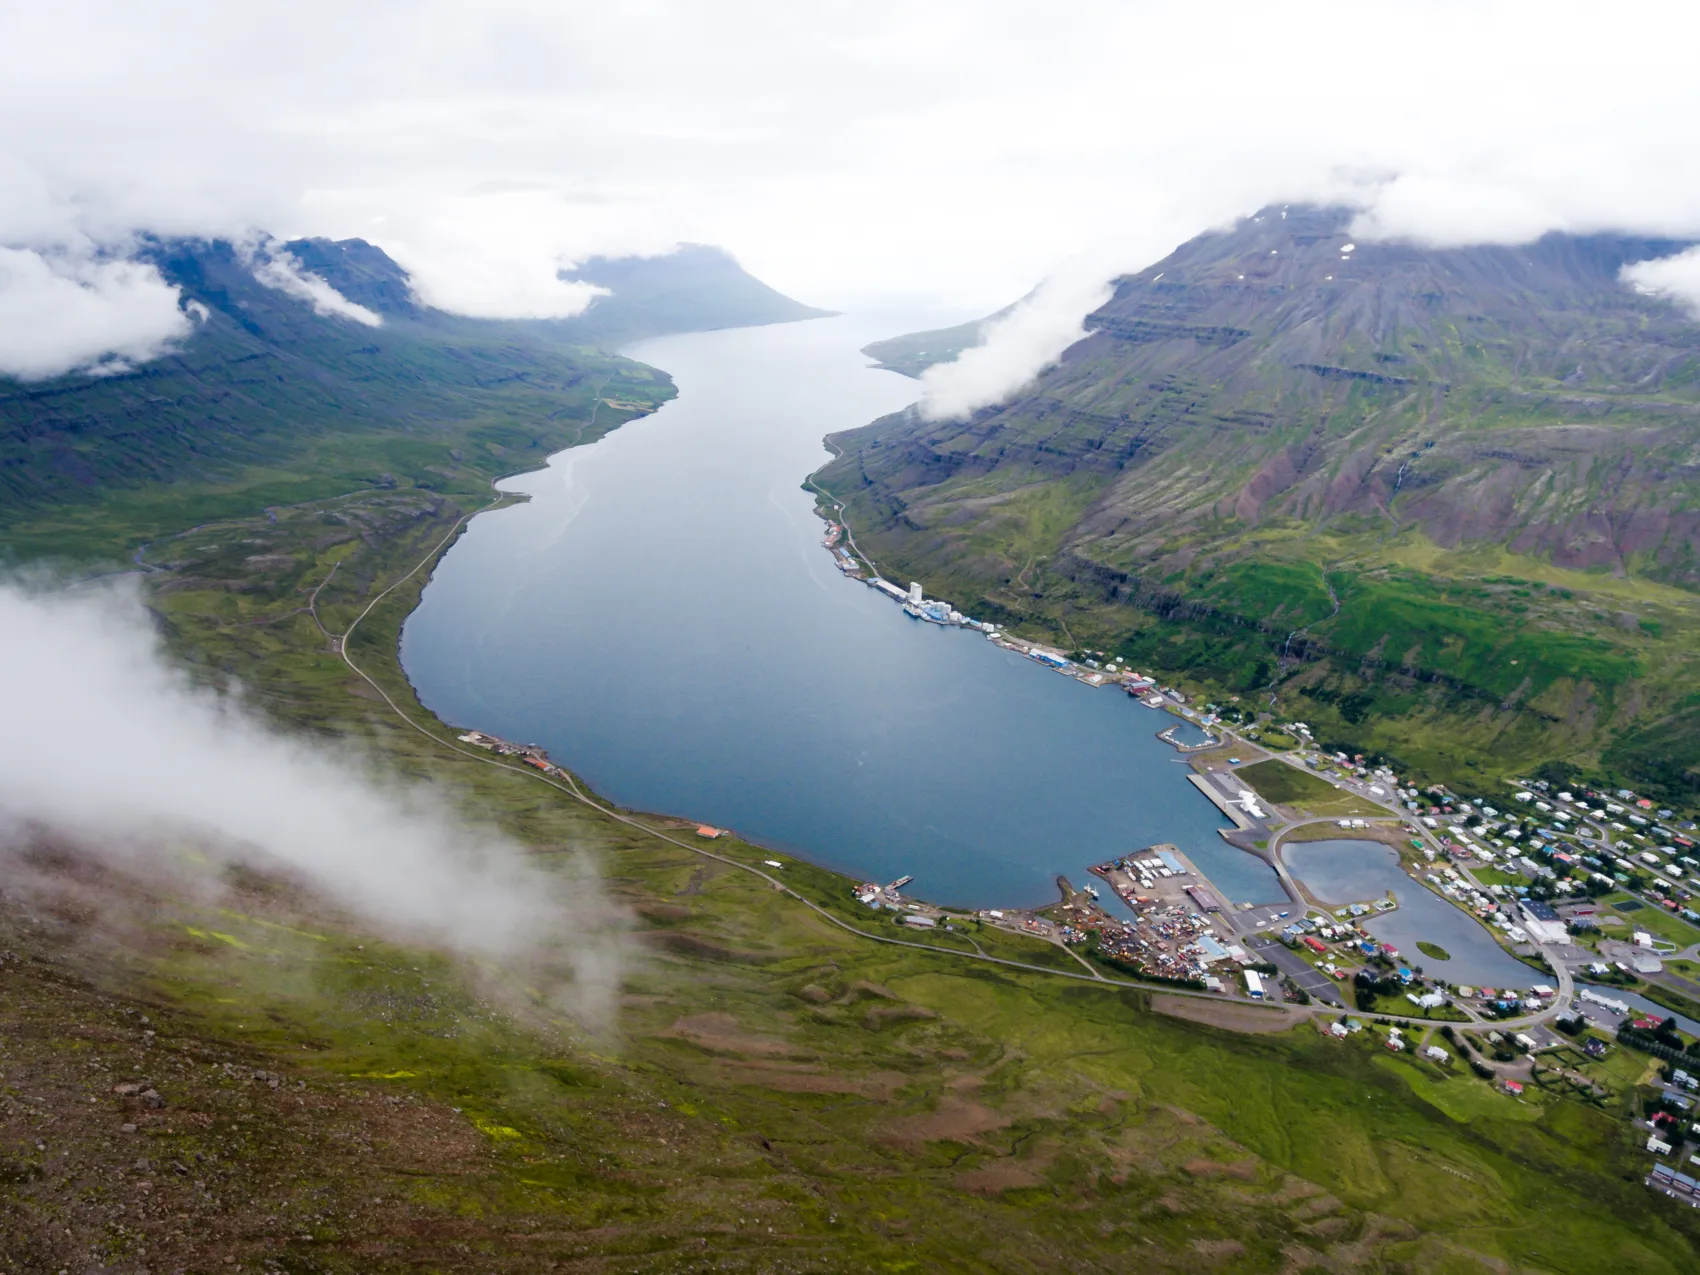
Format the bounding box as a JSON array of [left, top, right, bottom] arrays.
[[1187, 772, 1255, 830]]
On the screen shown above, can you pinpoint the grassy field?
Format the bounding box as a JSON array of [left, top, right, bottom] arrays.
[[1601, 894, 1700, 949], [1472, 867, 1526, 887], [1235, 759, 1350, 813], [4, 411, 1700, 1269]]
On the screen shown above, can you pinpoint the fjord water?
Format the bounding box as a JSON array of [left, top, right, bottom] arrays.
[[401, 317, 1281, 910]]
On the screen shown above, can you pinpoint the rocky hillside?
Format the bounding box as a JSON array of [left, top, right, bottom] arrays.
[[817, 207, 1700, 795]]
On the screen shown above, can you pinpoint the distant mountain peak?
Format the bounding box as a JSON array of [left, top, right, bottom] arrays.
[[553, 243, 834, 348], [114, 234, 828, 359]]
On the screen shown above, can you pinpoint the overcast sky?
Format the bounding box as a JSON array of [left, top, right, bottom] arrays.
[[5, 0, 1700, 379]]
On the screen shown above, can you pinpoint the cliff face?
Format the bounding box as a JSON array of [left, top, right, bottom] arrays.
[[818, 208, 1700, 793]]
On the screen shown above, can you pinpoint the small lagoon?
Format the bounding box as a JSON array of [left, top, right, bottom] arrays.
[[1285, 839, 1540, 988]]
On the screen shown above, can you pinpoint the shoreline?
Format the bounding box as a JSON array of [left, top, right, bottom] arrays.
[[365, 499, 1356, 1016], [360, 362, 1567, 1028], [799, 473, 1591, 1017]]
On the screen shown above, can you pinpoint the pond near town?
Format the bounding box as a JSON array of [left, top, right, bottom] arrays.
[[1285, 839, 1541, 987], [400, 316, 1286, 910]]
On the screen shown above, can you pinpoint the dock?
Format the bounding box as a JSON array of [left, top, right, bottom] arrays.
[[1078, 845, 1245, 986], [1187, 772, 1256, 830], [1158, 724, 1222, 753]]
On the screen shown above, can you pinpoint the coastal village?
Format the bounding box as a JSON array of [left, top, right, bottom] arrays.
[[818, 517, 1700, 1200], [445, 519, 1700, 1206]]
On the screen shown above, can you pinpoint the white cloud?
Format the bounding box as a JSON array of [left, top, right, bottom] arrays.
[[249, 240, 383, 325], [385, 190, 609, 318], [0, 579, 623, 1023], [0, 247, 192, 378], [1, 0, 1699, 374], [918, 260, 1113, 420], [1622, 247, 1700, 316]]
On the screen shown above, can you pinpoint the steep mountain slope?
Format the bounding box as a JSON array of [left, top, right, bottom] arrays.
[[0, 237, 821, 558], [817, 207, 1700, 794]]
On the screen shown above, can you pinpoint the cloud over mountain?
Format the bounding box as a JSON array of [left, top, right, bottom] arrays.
[[249, 242, 384, 326], [0, 579, 624, 1023], [918, 261, 1113, 420], [0, 247, 194, 378], [2, 0, 1700, 379]]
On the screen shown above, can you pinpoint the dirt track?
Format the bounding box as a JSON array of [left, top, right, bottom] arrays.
[[1152, 994, 1303, 1034]]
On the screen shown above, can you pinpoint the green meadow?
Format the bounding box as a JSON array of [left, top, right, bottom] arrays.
[[2, 446, 1695, 1270]]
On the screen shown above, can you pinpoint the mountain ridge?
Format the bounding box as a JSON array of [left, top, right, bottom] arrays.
[[816, 207, 1700, 794], [0, 235, 824, 557], [556, 242, 835, 347]]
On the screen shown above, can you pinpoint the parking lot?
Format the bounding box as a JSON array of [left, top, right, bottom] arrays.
[[1251, 935, 1345, 1007]]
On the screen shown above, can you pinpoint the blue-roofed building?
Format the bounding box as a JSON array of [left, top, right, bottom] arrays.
[[1194, 935, 1229, 963]]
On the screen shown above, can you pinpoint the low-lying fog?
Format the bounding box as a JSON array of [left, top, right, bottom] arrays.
[[0, 577, 623, 1025]]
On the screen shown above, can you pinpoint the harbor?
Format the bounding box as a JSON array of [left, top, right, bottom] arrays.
[[1083, 844, 1243, 988], [823, 521, 1190, 692]]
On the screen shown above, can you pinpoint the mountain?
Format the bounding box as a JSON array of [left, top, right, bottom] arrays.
[[816, 207, 1700, 796], [860, 302, 1015, 377], [0, 237, 821, 559], [551, 242, 835, 348], [3, 217, 1693, 1272]]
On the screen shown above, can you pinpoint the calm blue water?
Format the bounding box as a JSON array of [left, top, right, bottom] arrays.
[[400, 317, 1283, 910], [1286, 839, 1541, 987]]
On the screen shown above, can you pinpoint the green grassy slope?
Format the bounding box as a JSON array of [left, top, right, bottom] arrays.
[[816, 207, 1700, 798], [0, 236, 676, 562], [3, 484, 1694, 1272]]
